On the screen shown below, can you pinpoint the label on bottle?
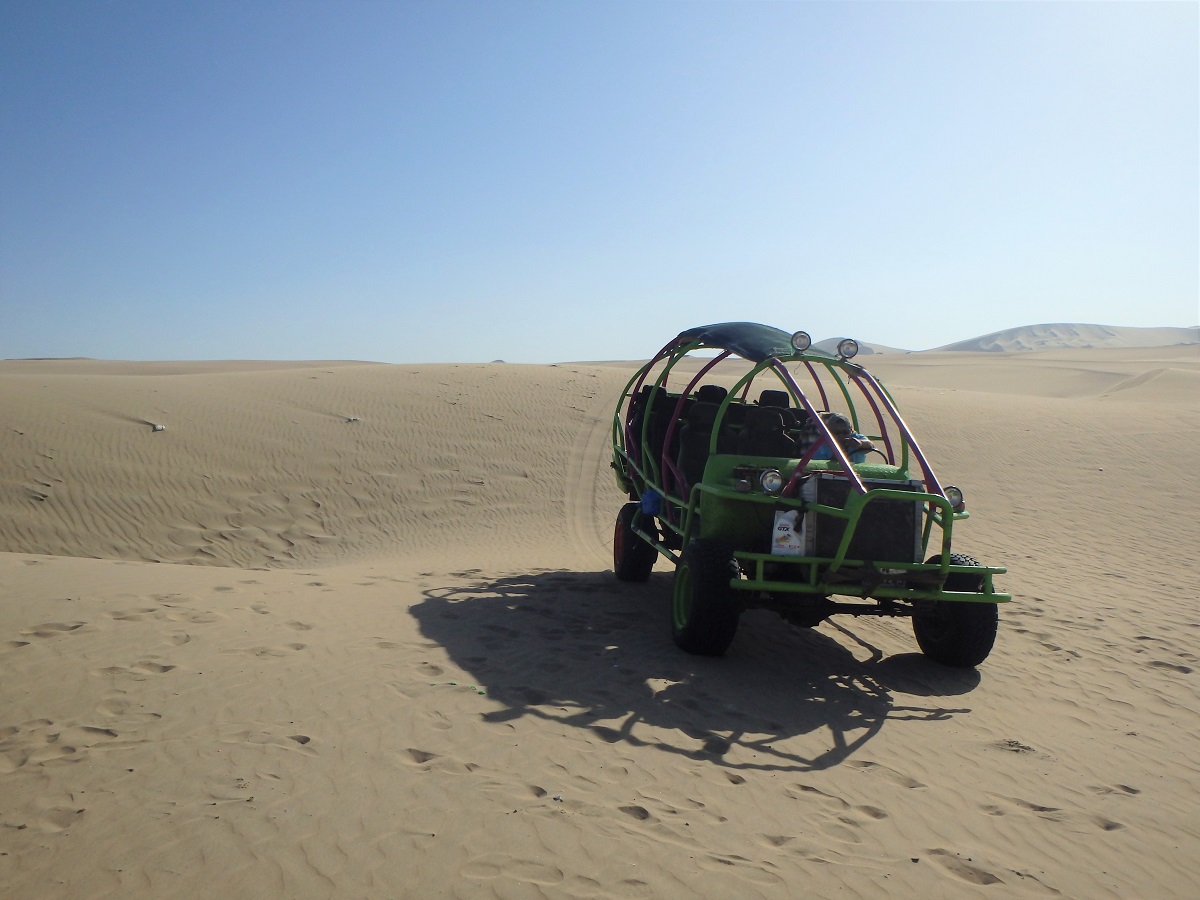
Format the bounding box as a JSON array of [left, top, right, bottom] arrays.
[[771, 509, 804, 556]]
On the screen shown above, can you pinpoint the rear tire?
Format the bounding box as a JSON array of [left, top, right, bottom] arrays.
[[672, 539, 741, 656], [913, 553, 998, 667], [614, 502, 657, 582]]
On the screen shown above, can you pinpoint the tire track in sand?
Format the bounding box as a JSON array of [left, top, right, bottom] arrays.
[[563, 373, 623, 566]]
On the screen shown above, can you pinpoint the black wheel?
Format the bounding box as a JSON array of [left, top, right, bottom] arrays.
[[913, 553, 999, 667], [614, 502, 657, 582], [672, 539, 741, 656]]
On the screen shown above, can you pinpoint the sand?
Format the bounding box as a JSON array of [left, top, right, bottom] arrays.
[[934, 323, 1198, 353], [1, 343, 1198, 898]]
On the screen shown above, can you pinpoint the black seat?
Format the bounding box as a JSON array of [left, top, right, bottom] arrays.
[[678, 402, 720, 488], [643, 388, 687, 470], [625, 386, 654, 458], [628, 386, 666, 463], [759, 387, 810, 431], [736, 405, 795, 457]]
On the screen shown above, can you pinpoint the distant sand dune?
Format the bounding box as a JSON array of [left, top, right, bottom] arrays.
[[936, 322, 1199, 353], [1, 347, 1198, 898]]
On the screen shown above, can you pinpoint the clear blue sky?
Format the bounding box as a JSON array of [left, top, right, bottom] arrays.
[[2, 1, 1196, 362]]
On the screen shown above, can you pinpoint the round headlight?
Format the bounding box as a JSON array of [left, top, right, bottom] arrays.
[[944, 485, 965, 512], [790, 331, 812, 352], [837, 338, 859, 359], [759, 469, 784, 494]]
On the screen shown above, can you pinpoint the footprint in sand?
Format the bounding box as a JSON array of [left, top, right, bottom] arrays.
[[697, 854, 784, 886], [406, 748, 438, 765], [97, 695, 132, 716], [983, 794, 1125, 833], [21, 621, 87, 638], [133, 660, 175, 674], [108, 607, 161, 621], [847, 759, 926, 789], [985, 739, 1054, 759], [782, 783, 890, 842], [164, 608, 222, 624], [618, 804, 658, 823], [93, 660, 177, 677], [1088, 783, 1141, 796], [0, 720, 120, 772], [759, 833, 797, 848], [222, 644, 305, 658], [927, 848, 1004, 886], [38, 806, 86, 833], [217, 727, 316, 753], [423, 710, 453, 731]]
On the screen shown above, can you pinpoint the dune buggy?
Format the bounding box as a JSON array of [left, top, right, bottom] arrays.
[[611, 322, 1008, 667]]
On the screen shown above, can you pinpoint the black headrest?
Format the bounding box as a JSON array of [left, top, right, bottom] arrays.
[[758, 389, 790, 408], [696, 384, 728, 404]]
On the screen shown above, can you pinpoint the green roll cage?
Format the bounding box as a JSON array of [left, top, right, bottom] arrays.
[[611, 323, 1009, 606]]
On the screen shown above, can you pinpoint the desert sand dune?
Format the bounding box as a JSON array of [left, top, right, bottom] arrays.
[[935, 323, 1199, 353], [1, 345, 1198, 898]]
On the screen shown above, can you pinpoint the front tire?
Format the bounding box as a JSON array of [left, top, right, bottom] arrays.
[[913, 553, 998, 667], [672, 539, 741, 656], [614, 502, 657, 582]]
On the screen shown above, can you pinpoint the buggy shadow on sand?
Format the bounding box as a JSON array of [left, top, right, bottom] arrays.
[[611, 323, 1009, 667], [412, 570, 980, 773]]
